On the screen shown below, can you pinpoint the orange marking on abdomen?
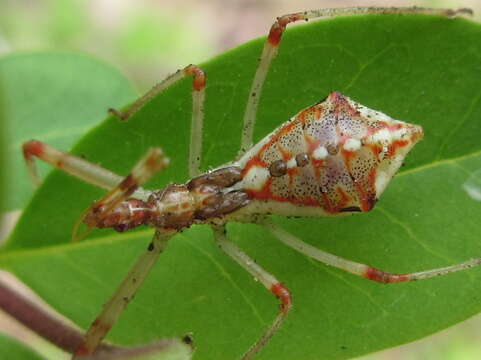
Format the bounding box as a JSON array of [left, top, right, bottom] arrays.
[[364, 169, 378, 211], [387, 140, 409, 157], [367, 122, 389, 135], [297, 107, 316, 126], [297, 108, 308, 125], [245, 178, 273, 200], [367, 168, 377, 189], [287, 168, 298, 189], [320, 192, 336, 214], [277, 120, 298, 138], [368, 144, 382, 158], [310, 158, 324, 182], [336, 187, 351, 209], [341, 149, 357, 165], [318, 187, 351, 214], [246, 176, 320, 207], [305, 135, 321, 154], [311, 158, 324, 169], [256, 120, 298, 158], [388, 123, 403, 131], [351, 168, 377, 212], [277, 143, 292, 162], [242, 157, 268, 177]]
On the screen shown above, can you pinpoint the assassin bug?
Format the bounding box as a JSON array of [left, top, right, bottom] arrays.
[[21, 6, 480, 360]]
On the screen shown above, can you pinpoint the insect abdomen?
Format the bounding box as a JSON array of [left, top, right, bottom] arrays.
[[237, 92, 423, 216]]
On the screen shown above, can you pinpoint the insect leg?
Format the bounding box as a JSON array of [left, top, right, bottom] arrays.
[[22, 140, 149, 200], [263, 221, 481, 283], [184, 65, 206, 178], [110, 65, 206, 178], [80, 148, 168, 234], [239, 6, 471, 156], [74, 229, 176, 358], [212, 225, 291, 360]]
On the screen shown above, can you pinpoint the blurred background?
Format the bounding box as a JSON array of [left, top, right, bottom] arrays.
[[0, 0, 480, 359], [1, 0, 480, 92]]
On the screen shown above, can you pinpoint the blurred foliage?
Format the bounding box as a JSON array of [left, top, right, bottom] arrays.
[[0, 51, 138, 211], [0, 0, 214, 91], [0, 66, 5, 213]]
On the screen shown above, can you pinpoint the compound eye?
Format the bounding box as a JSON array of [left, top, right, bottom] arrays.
[[269, 160, 287, 177]]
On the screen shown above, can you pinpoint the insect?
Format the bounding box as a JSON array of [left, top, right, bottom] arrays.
[[20, 6, 479, 360]]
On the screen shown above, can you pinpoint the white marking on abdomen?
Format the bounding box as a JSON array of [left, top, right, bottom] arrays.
[[343, 138, 361, 151], [312, 146, 328, 160], [242, 166, 270, 191], [286, 157, 297, 169]]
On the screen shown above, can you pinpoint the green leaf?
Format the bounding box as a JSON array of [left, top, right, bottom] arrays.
[[0, 51, 137, 211], [0, 333, 43, 360], [2, 14, 481, 360], [0, 67, 6, 212]]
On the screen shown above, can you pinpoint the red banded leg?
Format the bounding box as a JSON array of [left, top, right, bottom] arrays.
[[263, 221, 481, 283], [212, 225, 292, 360], [23, 140, 120, 189], [74, 229, 176, 358], [184, 65, 206, 178], [24, 65, 205, 186], [110, 64, 206, 178], [239, 6, 472, 155]]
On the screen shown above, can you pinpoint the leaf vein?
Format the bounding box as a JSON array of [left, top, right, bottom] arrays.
[[374, 206, 459, 265], [180, 234, 267, 327], [435, 88, 481, 161]]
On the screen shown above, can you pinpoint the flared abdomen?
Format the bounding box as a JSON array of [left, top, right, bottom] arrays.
[[236, 92, 423, 216]]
